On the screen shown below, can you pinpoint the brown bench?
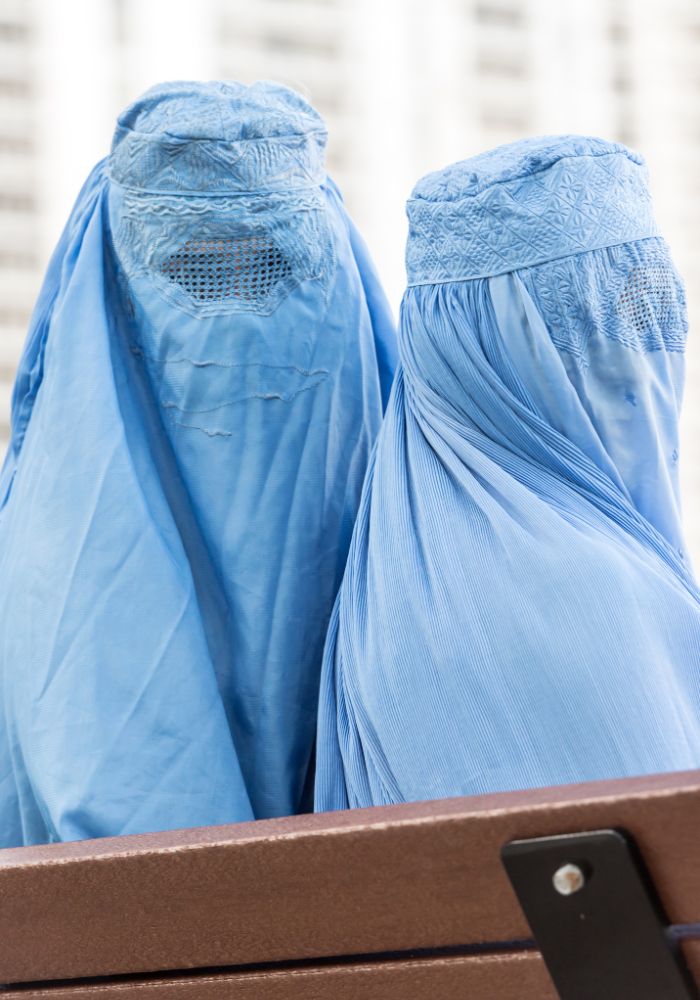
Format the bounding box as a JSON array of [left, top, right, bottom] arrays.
[[1, 769, 700, 998]]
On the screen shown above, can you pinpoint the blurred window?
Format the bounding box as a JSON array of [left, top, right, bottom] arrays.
[[480, 106, 530, 131], [0, 79, 32, 98], [474, 3, 524, 28], [0, 22, 30, 42], [0, 309, 32, 326], [0, 251, 37, 268], [0, 193, 35, 212], [0, 135, 33, 154], [263, 31, 338, 58], [476, 51, 527, 77]]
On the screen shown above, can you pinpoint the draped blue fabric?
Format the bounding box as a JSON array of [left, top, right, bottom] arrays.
[[315, 136, 700, 811], [0, 81, 396, 846]]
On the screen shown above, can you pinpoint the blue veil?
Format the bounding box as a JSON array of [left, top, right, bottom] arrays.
[[0, 81, 396, 846], [315, 136, 700, 811]]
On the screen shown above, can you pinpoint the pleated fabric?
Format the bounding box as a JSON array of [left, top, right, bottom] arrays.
[[315, 135, 700, 811], [0, 81, 396, 846]]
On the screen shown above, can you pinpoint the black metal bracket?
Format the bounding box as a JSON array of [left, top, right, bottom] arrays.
[[502, 828, 698, 1000]]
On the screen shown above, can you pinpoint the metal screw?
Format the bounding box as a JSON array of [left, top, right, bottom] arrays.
[[552, 863, 586, 896]]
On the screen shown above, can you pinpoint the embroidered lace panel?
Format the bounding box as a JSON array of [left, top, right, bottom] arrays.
[[519, 238, 687, 360], [113, 189, 333, 317]]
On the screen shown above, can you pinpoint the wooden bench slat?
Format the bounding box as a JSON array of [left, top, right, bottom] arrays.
[[1, 769, 699, 984], [0, 952, 555, 999]]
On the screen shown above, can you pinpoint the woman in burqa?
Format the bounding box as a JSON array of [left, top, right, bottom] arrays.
[[315, 135, 700, 811], [0, 81, 396, 846]]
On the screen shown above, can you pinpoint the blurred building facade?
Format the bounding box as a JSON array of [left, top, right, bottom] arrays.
[[0, 0, 698, 556], [0, 0, 37, 447]]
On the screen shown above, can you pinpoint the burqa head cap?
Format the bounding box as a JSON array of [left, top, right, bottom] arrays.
[[109, 79, 327, 194], [406, 135, 660, 285]]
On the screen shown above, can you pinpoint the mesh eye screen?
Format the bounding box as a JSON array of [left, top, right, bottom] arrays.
[[160, 235, 293, 305], [617, 265, 680, 335]]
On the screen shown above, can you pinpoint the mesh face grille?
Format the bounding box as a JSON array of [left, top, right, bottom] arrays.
[[160, 235, 292, 305], [617, 265, 680, 335]]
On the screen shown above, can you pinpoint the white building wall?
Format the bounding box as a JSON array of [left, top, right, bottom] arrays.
[[0, 0, 38, 448], [0, 0, 698, 558], [621, 0, 700, 561]]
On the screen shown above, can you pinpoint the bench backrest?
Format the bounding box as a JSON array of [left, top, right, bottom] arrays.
[[2, 769, 700, 998]]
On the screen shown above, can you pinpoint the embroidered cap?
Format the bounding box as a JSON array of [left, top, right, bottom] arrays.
[[109, 80, 327, 195], [406, 135, 660, 286]]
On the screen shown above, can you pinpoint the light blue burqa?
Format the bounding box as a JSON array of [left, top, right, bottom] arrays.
[[315, 136, 700, 811], [0, 81, 396, 846]]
